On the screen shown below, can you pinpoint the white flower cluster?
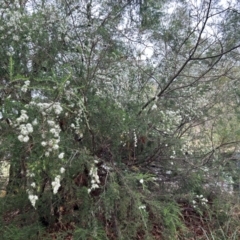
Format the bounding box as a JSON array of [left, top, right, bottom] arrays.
[[52, 175, 61, 194], [21, 80, 30, 93], [151, 103, 157, 110], [27, 190, 37, 207], [192, 194, 208, 208], [133, 129, 137, 148], [88, 162, 100, 193], [27, 101, 63, 156], [51, 166, 66, 194], [28, 194, 38, 208], [18, 123, 33, 142], [159, 109, 182, 133], [1, 9, 23, 42], [70, 109, 84, 142], [41, 119, 61, 156], [71, 124, 83, 140], [60, 167, 65, 173], [120, 131, 128, 147], [16, 109, 29, 124], [58, 152, 64, 159], [16, 110, 33, 143], [48, 120, 61, 138], [32, 118, 37, 126], [26, 171, 38, 208], [138, 205, 146, 210], [29, 101, 63, 116], [65, 88, 74, 100], [170, 149, 176, 159], [27, 171, 35, 178]]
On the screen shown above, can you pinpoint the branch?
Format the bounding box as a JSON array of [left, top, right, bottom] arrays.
[[190, 43, 240, 60], [138, 0, 213, 116]]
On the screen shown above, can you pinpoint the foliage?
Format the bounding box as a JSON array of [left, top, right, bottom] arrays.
[[1, 0, 240, 239]]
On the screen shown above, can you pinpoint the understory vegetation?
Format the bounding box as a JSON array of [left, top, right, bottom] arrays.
[[1, 0, 240, 239]]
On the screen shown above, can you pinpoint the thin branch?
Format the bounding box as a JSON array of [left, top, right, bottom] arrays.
[[138, 0, 213, 116], [191, 43, 240, 60]]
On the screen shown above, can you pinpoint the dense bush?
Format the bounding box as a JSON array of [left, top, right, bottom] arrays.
[[1, 0, 240, 239]]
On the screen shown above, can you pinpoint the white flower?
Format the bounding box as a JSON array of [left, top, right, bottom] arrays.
[[133, 130, 137, 148], [41, 141, 47, 147], [58, 152, 64, 159], [21, 86, 28, 92], [89, 167, 94, 176], [45, 151, 50, 157], [52, 182, 61, 194], [53, 132, 59, 138], [48, 140, 53, 146], [13, 35, 19, 41], [18, 134, 24, 142], [21, 109, 27, 114], [16, 117, 23, 124], [50, 128, 56, 134], [64, 36, 69, 42], [22, 114, 29, 121], [47, 120, 55, 127], [55, 109, 62, 115], [94, 175, 100, 184], [26, 123, 33, 133], [21, 128, 28, 135], [52, 175, 61, 194], [139, 179, 144, 184], [28, 194, 38, 208], [28, 172, 35, 177], [25, 80, 30, 86], [60, 167, 65, 174], [18, 110, 29, 122], [89, 165, 101, 190], [32, 118, 38, 126], [22, 135, 30, 142], [138, 205, 146, 210], [30, 182, 36, 188], [91, 183, 99, 189], [6, 51, 12, 56], [53, 144, 59, 150], [54, 104, 63, 115], [151, 104, 157, 110]]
